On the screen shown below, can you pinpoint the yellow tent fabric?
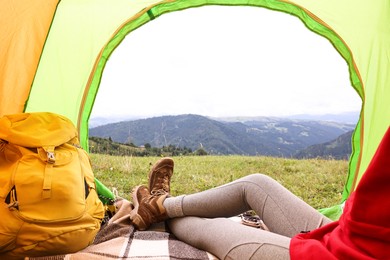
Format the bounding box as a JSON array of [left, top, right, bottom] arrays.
[[0, 0, 59, 115], [0, 0, 389, 218]]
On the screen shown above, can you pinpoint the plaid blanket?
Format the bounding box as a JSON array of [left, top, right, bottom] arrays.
[[27, 199, 217, 260]]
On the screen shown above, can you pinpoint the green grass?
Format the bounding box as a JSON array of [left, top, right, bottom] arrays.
[[90, 154, 348, 210]]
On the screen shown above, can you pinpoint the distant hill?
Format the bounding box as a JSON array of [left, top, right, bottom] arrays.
[[89, 115, 143, 128], [90, 111, 360, 127], [287, 111, 359, 124], [89, 114, 355, 157], [294, 130, 353, 160]]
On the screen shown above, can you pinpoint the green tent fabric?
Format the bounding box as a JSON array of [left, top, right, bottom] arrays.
[[1, 0, 389, 219]]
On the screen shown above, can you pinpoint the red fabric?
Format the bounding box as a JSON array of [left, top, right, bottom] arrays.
[[290, 126, 390, 259]]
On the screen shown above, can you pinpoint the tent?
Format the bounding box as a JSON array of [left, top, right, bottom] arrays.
[[1, 0, 389, 219]]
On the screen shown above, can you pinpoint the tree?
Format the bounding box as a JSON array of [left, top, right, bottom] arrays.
[[195, 148, 208, 156]]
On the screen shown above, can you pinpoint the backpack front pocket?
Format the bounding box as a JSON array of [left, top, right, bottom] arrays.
[[13, 145, 86, 222]]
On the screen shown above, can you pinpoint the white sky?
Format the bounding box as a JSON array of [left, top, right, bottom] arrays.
[[91, 6, 362, 119]]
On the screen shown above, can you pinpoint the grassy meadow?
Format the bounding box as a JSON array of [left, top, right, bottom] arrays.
[[90, 154, 348, 210]]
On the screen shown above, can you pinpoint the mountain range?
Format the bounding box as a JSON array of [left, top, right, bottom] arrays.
[[295, 130, 353, 159], [89, 114, 356, 158]]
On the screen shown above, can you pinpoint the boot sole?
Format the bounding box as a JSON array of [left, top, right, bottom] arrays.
[[148, 158, 174, 192], [129, 185, 147, 230]]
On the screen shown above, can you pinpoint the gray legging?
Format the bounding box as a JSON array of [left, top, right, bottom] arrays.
[[163, 174, 332, 260]]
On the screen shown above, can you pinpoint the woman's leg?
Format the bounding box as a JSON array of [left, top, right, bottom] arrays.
[[168, 216, 290, 260], [164, 174, 331, 237]]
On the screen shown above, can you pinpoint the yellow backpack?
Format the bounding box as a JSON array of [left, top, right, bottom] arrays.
[[0, 112, 105, 259]]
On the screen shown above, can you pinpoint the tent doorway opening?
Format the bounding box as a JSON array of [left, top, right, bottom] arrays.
[[91, 6, 361, 125]]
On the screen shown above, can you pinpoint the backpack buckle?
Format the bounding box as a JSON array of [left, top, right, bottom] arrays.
[[47, 151, 55, 164]]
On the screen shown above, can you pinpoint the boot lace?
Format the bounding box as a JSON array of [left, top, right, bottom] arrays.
[[151, 174, 170, 195]]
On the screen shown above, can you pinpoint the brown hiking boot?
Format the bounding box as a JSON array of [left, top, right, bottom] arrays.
[[148, 157, 174, 195], [130, 185, 169, 230]]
